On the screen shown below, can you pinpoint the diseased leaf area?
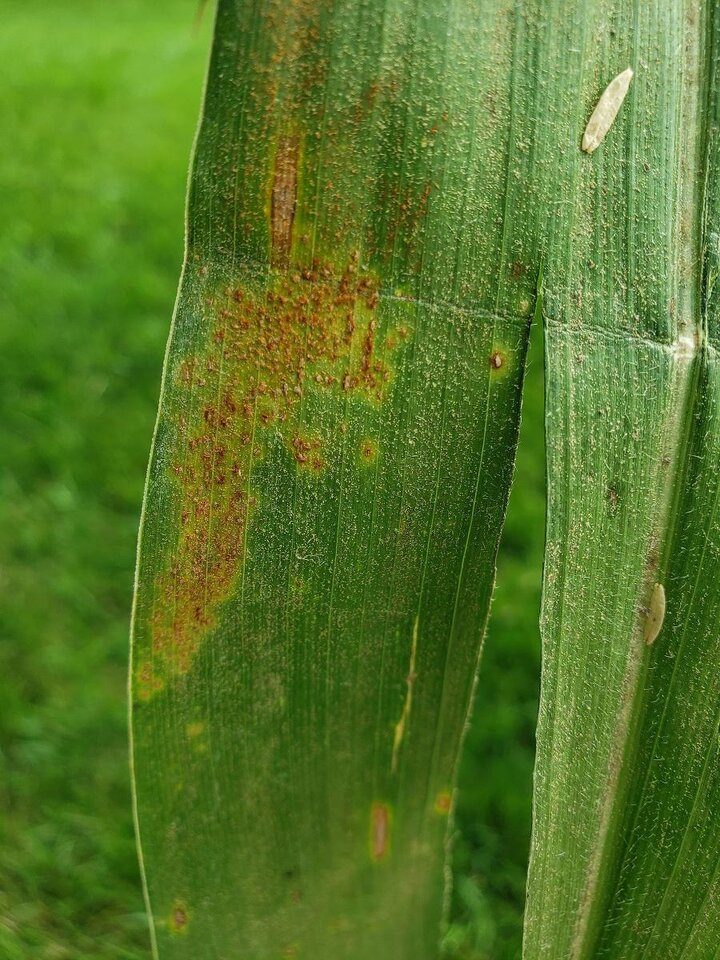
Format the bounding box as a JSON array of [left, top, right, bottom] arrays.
[[525, 3, 720, 959], [138, 261, 404, 698], [131, 1, 540, 957]]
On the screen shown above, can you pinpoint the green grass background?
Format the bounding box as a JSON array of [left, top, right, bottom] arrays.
[[0, 2, 543, 957]]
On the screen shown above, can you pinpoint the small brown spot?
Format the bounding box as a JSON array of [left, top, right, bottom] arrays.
[[607, 487, 619, 515], [434, 790, 452, 815], [359, 438, 378, 463], [511, 261, 526, 279], [370, 803, 390, 861], [169, 902, 189, 934], [292, 434, 324, 470], [489, 350, 505, 370]]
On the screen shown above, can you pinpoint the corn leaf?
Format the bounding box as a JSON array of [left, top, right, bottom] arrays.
[[130, 1, 541, 956], [525, 3, 720, 957]]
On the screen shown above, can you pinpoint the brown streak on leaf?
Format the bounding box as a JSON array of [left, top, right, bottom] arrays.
[[370, 802, 390, 861], [271, 135, 299, 267]]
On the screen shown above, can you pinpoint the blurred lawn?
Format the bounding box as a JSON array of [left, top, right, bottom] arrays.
[[0, 2, 542, 958]]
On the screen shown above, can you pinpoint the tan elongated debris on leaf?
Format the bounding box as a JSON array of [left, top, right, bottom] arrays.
[[582, 67, 634, 153], [643, 582, 666, 646]]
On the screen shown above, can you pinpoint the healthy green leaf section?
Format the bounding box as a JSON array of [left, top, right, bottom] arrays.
[[130, 1, 542, 956], [526, 2, 720, 958]]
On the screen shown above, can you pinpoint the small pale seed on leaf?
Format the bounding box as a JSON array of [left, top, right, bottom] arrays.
[[644, 582, 666, 646], [582, 67, 634, 153]]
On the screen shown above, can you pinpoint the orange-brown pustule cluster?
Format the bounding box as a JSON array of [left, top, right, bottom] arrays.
[[136, 258, 408, 700]]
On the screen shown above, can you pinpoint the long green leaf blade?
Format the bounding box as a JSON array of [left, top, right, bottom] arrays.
[[525, 3, 720, 957], [130, 2, 540, 956]]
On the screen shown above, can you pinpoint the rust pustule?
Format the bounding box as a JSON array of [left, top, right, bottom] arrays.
[[359, 438, 378, 463], [391, 616, 418, 772], [489, 350, 505, 369], [271, 135, 299, 267]]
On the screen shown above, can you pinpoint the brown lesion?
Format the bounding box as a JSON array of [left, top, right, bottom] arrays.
[[169, 901, 189, 934], [271, 134, 299, 268], [370, 802, 391, 861], [136, 259, 408, 700], [359, 438, 378, 464]]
